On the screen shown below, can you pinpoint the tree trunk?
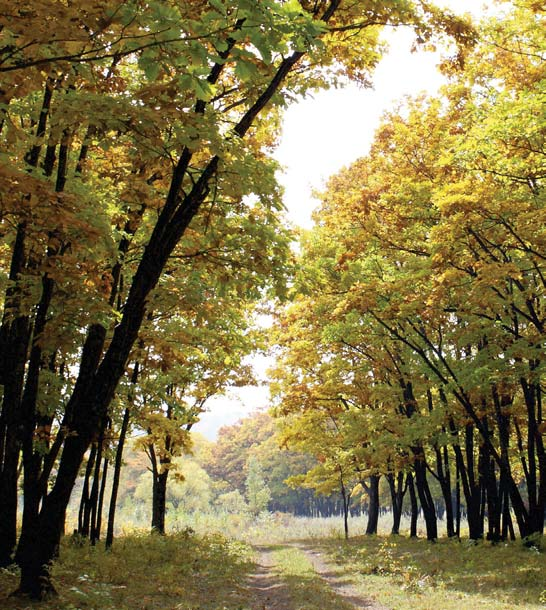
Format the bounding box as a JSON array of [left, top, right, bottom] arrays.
[[0, 260, 31, 566], [0, 78, 56, 567], [413, 458, 437, 541], [451, 422, 484, 540], [92, 453, 109, 544], [455, 456, 461, 539], [365, 475, 380, 535], [106, 406, 131, 549], [407, 473, 418, 538], [88, 434, 104, 544], [340, 470, 350, 540], [387, 471, 405, 535], [152, 468, 169, 535], [16, 433, 89, 599], [78, 444, 97, 537]]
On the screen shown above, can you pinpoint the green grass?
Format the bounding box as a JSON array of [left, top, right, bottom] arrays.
[[0, 530, 254, 610], [312, 535, 546, 610]]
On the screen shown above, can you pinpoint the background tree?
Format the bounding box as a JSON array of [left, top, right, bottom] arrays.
[[245, 456, 271, 517]]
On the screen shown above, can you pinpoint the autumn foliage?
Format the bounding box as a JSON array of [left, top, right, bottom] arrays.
[[272, 1, 545, 544]]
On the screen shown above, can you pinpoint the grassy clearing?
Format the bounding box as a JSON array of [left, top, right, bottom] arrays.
[[267, 545, 355, 610], [0, 530, 254, 610], [312, 535, 546, 610], [165, 510, 431, 544]]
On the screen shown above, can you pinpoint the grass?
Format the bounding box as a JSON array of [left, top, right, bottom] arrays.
[[312, 534, 546, 610], [2, 516, 545, 609], [0, 530, 254, 610], [164, 509, 431, 544]]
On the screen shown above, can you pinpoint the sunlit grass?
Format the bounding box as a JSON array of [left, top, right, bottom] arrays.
[[166, 509, 454, 543]]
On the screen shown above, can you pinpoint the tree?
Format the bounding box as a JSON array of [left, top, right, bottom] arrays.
[[245, 456, 271, 517]]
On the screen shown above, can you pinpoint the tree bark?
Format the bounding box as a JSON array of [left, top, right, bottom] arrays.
[[413, 457, 437, 541], [92, 454, 109, 544], [387, 471, 405, 535], [339, 470, 350, 540], [78, 444, 97, 537]]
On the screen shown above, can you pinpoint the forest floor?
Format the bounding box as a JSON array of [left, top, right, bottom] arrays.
[[1, 529, 546, 609]]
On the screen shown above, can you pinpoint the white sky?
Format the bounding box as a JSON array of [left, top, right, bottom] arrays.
[[195, 0, 495, 440]]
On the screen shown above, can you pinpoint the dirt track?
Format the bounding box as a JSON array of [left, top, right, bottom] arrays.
[[244, 543, 389, 610]]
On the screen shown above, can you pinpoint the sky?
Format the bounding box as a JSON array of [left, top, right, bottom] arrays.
[[194, 0, 494, 440]]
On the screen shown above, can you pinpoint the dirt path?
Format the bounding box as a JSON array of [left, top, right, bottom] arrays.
[[293, 543, 390, 610], [244, 545, 294, 610], [244, 543, 389, 610]]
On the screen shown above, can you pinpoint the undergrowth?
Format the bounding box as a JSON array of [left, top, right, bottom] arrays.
[[2, 517, 544, 610]]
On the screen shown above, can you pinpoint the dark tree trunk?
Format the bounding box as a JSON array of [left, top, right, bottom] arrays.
[[520, 372, 546, 536], [365, 475, 380, 535], [92, 455, 109, 544], [413, 458, 437, 541], [401, 382, 436, 540], [0, 78, 56, 567], [455, 456, 461, 538], [339, 470, 350, 540], [0, 228, 32, 566], [432, 443, 455, 538], [407, 473, 418, 538], [450, 422, 484, 540], [152, 468, 169, 535], [387, 471, 405, 535], [106, 406, 131, 549], [16, 433, 90, 599], [78, 444, 97, 537], [501, 481, 515, 541], [88, 433, 104, 544]]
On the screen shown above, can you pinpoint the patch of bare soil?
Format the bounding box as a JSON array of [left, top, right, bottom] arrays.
[[244, 546, 294, 610], [292, 543, 390, 610]]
